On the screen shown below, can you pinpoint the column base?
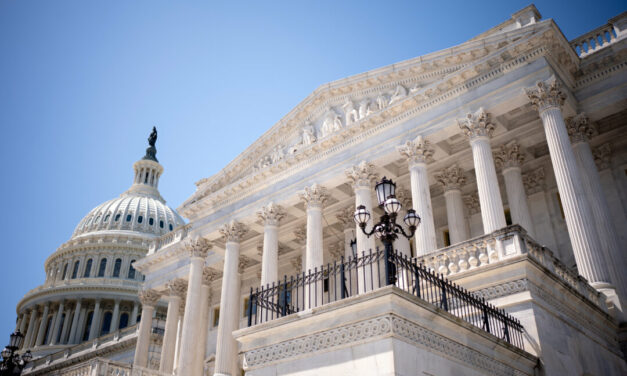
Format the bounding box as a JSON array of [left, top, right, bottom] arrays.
[[592, 283, 625, 322]]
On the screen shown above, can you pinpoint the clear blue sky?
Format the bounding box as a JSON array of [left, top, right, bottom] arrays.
[[0, 0, 624, 342]]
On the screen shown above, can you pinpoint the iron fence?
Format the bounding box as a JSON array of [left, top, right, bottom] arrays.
[[247, 247, 525, 349]]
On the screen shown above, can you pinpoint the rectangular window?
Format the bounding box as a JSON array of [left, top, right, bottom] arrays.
[[213, 307, 220, 327], [504, 209, 513, 226], [443, 229, 451, 247]]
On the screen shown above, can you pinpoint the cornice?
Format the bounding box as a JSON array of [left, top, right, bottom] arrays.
[[180, 22, 568, 220]]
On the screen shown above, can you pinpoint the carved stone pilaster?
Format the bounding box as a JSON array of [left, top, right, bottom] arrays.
[[139, 289, 161, 307], [291, 256, 302, 274], [238, 255, 255, 274], [435, 165, 466, 191], [293, 225, 307, 245], [494, 141, 525, 170], [396, 135, 434, 166], [457, 108, 495, 140], [522, 168, 545, 195], [166, 279, 188, 299], [592, 143, 612, 171], [184, 237, 212, 259], [219, 220, 248, 243], [336, 207, 355, 230], [463, 193, 481, 215], [203, 267, 221, 285], [395, 187, 412, 208], [345, 161, 378, 188], [257, 203, 285, 226], [299, 184, 328, 209], [566, 113, 595, 144], [525, 79, 566, 113]]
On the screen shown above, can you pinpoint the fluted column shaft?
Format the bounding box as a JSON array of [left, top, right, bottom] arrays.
[[50, 301, 65, 345], [130, 302, 139, 326], [444, 189, 468, 244], [68, 300, 82, 344], [179, 257, 207, 376], [502, 166, 534, 237], [195, 281, 211, 374], [215, 240, 242, 376], [110, 300, 121, 332], [538, 107, 610, 284], [261, 223, 279, 286], [133, 302, 155, 368], [470, 136, 506, 233], [354, 185, 376, 253], [160, 295, 182, 373], [59, 306, 72, 344], [24, 309, 38, 349], [35, 303, 50, 347], [409, 162, 437, 255], [88, 300, 101, 340], [571, 139, 626, 294]]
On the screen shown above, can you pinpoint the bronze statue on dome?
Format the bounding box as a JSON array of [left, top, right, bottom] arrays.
[[143, 126, 159, 162]]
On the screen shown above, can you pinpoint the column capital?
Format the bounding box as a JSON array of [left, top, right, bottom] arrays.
[[397, 135, 434, 166], [219, 220, 249, 243], [299, 184, 328, 209], [184, 237, 212, 259], [457, 108, 495, 140], [525, 78, 567, 113], [592, 143, 612, 171], [395, 187, 412, 208], [238, 255, 255, 274], [257, 202, 285, 226], [345, 161, 378, 188], [291, 256, 302, 274], [138, 289, 161, 307], [566, 113, 595, 144], [522, 167, 545, 195], [166, 279, 188, 299], [435, 165, 466, 191], [202, 267, 222, 285], [335, 206, 355, 230], [494, 141, 525, 170], [293, 224, 307, 245], [463, 192, 481, 215]]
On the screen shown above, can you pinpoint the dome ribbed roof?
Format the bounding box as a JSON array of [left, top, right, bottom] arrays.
[[72, 193, 185, 238]]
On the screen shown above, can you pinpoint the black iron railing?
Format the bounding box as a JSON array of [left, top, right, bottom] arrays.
[[247, 247, 525, 349]]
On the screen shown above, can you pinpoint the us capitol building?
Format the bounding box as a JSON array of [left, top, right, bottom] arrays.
[[7, 5, 627, 376]]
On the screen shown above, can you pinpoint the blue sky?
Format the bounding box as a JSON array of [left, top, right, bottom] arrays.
[[0, 0, 624, 342]]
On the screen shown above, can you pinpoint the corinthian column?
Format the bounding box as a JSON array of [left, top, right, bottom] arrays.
[[160, 279, 187, 374], [436, 165, 469, 245], [458, 108, 506, 233], [525, 79, 612, 290], [257, 203, 285, 286], [346, 161, 378, 255], [214, 221, 248, 376], [49, 300, 65, 345], [566, 114, 626, 297], [34, 302, 50, 347], [397, 136, 437, 255], [133, 289, 160, 368], [336, 207, 356, 259], [196, 268, 219, 374], [494, 141, 534, 237], [299, 184, 328, 273], [178, 237, 212, 376]]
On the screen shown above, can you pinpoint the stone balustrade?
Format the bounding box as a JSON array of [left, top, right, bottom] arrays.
[[570, 23, 618, 57], [415, 225, 606, 309], [149, 223, 192, 254]]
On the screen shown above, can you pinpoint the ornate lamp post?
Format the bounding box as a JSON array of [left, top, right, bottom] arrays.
[[354, 177, 421, 284], [0, 331, 32, 376]]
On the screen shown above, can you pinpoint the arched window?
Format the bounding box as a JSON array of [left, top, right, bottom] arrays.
[[71, 261, 80, 279], [104, 213, 110, 222], [126, 214, 132, 222], [61, 263, 69, 280], [138, 216, 143, 224], [98, 259, 107, 277], [115, 213, 121, 221], [169, 224, 173, 231], [82, 312, 93, 341], [42, 316, 54, 345], [55, 313, 66, 343], [127, 260, 136, 279], [149, 218, 154, 226], [159, 220, 164, 228], [119, 313, 129, 329], [84, 259, 93, 278], [112, 258, 122, 278], [100, 312, 113, 336]]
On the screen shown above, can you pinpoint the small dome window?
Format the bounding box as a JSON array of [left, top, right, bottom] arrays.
[[126, 214, 132, 222], [149, 218, 154, 226], [104, 214, 110, 222], [138, 216, 143, 223], [115, 213, 121, 221], [159, 220, 164, 228], [95, 215, 101, 222], [169, 224, 173, 231]]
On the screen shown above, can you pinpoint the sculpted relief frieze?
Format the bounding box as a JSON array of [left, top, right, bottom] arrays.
[[183, 24, 577, 219]]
